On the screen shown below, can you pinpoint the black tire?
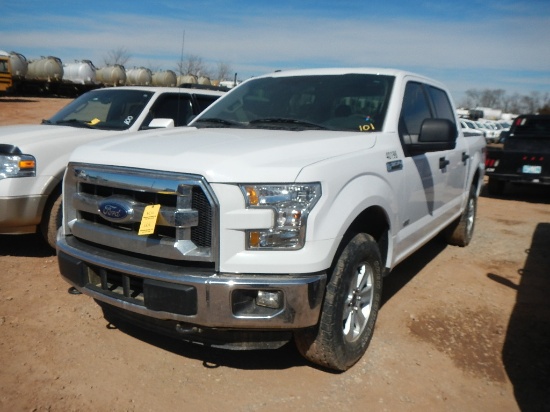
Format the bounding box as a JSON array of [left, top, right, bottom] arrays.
[[487, 176, 505, 196], [40, 192, 62, 250], [294, 233, 383, 371], [445, 185, 477, 247]]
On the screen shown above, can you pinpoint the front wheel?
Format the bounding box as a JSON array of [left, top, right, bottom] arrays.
[[294, 233, 383, 371], [40, 192, 62, 250]]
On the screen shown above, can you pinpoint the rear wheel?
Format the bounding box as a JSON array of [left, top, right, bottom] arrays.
[[445, 185, 477, 247], [40, 192, 62, 250], [294, 233, 383, 371]]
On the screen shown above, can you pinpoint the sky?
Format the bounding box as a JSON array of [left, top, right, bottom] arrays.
[[1, 0, 549, 104]]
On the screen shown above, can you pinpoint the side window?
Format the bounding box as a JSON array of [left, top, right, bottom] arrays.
[[194, 94, 221, 112], [399, 82, 432, 145], [147, 94, 193, 128], [428, 86, 456, 125]]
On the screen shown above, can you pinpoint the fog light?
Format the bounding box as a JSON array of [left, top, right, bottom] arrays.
[[256, 290, 283, 309]]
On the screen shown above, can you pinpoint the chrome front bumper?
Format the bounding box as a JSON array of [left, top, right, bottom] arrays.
[[57, 235, 326, 330]]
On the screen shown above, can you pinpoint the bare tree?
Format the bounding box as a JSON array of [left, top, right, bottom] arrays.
[[176, 54, 210, 77], [461, 88, 549, 114], [214, 61, 233, 82], [479, 89, 505, 108], [520, 91, 541, 114], [103, 47, 131, 67], [462, 89, 481, 108]]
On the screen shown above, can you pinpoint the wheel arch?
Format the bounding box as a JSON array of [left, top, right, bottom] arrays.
[[329, 205, 391, 280]]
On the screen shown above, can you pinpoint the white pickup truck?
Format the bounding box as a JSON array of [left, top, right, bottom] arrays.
[[0, 86, 224, 248], [57, 68, 485, 371]]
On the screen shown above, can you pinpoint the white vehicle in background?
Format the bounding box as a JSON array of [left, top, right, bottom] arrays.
[[460, 119, 485, 138], [475, 120, 499, 143], [0, 85, 225, 248]]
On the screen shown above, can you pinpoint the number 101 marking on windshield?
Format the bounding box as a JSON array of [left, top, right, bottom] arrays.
[[359, 124, 376, 132]]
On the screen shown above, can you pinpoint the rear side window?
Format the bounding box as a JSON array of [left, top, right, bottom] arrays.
[[148, 94, 193, 127], [194, 94, 221, 112]]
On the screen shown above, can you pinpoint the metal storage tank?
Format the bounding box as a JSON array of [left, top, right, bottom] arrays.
[[125, 67, 152, 86], [5, 51, 28, 79], [96, 65, 126, 86], [152, 70, 177, 87], [177, 74, 197, 85], [27, 56, 63, 82], [197, 76, 211, 85], [63, 60, 97, 85]]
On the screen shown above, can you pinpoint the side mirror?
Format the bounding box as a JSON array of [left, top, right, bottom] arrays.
[[408, 119, 457, 154], [147, 118, 175, 129]]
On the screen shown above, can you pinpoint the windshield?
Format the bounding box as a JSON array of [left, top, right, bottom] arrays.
[[194, 73, 394, 132], [46, 89, 154, 130]]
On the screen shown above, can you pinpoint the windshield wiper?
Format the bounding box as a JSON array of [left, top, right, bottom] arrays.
[[249, 118, 329, 130], [53, 119, 96, 129], [193, 118, 243, 128], [41, 119, 53, 125]]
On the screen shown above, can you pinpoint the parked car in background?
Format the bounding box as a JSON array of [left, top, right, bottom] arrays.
[[474, 120, 500, 143], [0, 85, 226, 248], [485, 114, 550, 195], [460, 119, 485, 138]]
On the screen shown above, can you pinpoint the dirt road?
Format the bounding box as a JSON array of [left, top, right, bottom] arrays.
[[1, 97, 549, 412]]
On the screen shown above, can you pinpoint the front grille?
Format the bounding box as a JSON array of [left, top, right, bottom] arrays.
[[65, 164, 218, 263]]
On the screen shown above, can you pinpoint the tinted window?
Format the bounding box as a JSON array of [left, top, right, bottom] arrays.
[[400, 82, 432, 137], [148, 94, 193, 127], [428, 86, 456, 124], [194, 95, 221, 112]]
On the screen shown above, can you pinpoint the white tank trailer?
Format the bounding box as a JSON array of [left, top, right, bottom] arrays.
[[96, 65, 127, 86], [152, 70, 177, 87], [26, 56, 63, 82], [177, 74, 197, 85], [125, 67, 152, 86], [62, 60, 97, 85]]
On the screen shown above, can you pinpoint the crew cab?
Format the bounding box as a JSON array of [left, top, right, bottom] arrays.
[[0, 85, 225, 248], [57, 68, 485, 371], [485, 114, 550, 195]]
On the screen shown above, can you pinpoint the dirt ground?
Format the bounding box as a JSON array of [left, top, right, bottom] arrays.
[[1, 97, 549, 412]]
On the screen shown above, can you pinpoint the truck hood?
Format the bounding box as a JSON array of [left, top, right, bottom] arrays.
[[69, 127, 378, 183], [0, 124, 116, 151]]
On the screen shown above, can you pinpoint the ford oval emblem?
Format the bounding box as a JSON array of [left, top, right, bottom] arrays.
[[98, 199, 134, 223]]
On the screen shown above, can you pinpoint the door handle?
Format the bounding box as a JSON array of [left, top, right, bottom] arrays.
[[439, 157, 450, 169]]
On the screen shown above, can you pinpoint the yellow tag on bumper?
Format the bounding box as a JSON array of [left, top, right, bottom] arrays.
[[138, 204, 161, 235]]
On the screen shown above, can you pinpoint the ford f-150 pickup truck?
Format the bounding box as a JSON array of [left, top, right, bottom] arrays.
[[0, 86, 224, 248], [485, 114, 550, 195], [57, 68, 486, 371]]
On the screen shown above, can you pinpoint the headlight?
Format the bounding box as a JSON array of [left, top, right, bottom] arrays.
[[241, 183, 321, 250], [0, 154, 36, 179]]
